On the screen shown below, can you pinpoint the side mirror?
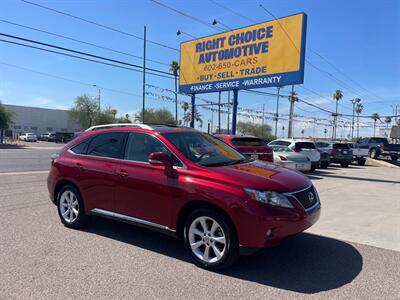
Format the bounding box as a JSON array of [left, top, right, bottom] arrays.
[[148, 152, 174, 175]]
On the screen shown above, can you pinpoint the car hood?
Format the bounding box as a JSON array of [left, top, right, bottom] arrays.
[[203, 160, 311, 193]]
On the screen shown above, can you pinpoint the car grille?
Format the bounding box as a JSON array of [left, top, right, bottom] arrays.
[[291, 186, 318, 210]]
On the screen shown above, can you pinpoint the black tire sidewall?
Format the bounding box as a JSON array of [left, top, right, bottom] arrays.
[[57, 185, 86, 228], [183, 208, 239, 270]]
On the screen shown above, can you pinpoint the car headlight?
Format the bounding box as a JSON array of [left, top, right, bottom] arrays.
[[244, 188, 294, 208]]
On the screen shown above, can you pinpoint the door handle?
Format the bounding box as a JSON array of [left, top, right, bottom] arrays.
[[117, 169, 129, 177]]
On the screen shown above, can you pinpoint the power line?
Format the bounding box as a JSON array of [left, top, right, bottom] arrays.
[[0, 33, 174, 77], [0, 61, 142, 97], [207, 0, 256, 23], [150, 0, 222, 32], [0, 19, 170, 67], [20, 0, 179, 52], [0, 38, 174, 79]]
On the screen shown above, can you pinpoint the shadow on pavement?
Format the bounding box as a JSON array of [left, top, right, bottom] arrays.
[[320, 173, 399, 184], [83, 217, 363, 294]]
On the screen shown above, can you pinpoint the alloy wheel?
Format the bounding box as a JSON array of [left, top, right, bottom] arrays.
[[59, 190, 79, 224], [188, 216, 226, 264]]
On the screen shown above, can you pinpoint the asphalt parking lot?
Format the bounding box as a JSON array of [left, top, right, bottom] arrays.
[[0, 143, 399, 299]]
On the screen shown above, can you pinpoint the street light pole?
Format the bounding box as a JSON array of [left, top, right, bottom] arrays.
[[93, 85, 101, 113], [274, 86, 281, 138], [142, 26, 146, 123]]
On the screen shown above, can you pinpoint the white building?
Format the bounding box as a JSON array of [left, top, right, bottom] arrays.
[[4, 104, 81, 136]]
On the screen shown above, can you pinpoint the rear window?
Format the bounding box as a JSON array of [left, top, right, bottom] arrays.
[[371, 138, 388, 144], [315, 142, 330, 148], [333, 143, 350, 149], [295, 142, 316, 149], [231, 138, 268, 146]]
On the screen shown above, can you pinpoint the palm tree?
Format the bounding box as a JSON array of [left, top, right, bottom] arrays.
[[181, 102, 189, 125], [332, 90, 343, 140], [301, 129, 305, 137], [355, 102, 363, 140], [323, 128, 328, 139], [371, 113, 380, 137], [170, 61, 180, 124], [183, 110, 203, 127], [384, 116, 392, 128], [281, 125, 285, 138]]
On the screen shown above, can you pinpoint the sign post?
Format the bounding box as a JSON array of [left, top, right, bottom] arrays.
[[179, 13, 307, 133], [190, 94, 196, 128]]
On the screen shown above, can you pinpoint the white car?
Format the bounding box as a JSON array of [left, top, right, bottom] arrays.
[[269, 139, 320, 171], [19, 133, 37, 142], [269, 144, 311, 172]]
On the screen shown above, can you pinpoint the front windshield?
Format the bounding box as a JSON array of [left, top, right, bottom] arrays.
[[162, 131, 246, 166], [270, 145, 291, 152]]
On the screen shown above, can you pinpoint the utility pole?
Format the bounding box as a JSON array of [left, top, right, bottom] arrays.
[[262, 103, 265, 137], [142, 26, 146, 123], [313, 117, 316, 140], [288, 85, 295, 138], [93, 84, 101, 113], [274, 86, 281, 138], [218, 91, 221, 134], [227, 91, 230, 134]]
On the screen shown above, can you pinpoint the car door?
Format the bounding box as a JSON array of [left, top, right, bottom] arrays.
[[71, 131, 127, 212], [114, 132, 182, 227]]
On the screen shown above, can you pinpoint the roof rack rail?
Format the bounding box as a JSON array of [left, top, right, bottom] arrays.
[[84, 123, 153, 132]]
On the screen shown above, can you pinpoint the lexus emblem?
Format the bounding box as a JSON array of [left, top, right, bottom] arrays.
[[308, 192, 315, 203]]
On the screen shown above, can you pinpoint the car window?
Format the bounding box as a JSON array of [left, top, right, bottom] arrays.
[[230, 137, 268, 146], [163, 131, 245, 166], [70, 140, 89, 154], [86, 132, 127, 159], [315, 142, 330, 148], [270, 145, 291, 152], [333, 143, 350, 149], [371, 138, 388, 144], [124, 133, 182, 166], [295, 142, 316, 149]]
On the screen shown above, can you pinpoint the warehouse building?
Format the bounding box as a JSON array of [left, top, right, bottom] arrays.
[[3, 104, 81, 137]]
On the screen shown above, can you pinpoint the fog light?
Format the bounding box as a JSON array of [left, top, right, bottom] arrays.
[[266, 229, 273, 237]]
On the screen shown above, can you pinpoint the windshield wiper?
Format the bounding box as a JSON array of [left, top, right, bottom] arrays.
[[225, 159, 247, 166]]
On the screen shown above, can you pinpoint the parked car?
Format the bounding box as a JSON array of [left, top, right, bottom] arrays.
[[315, 142, 353, 167], [48, 124, 321, 270], [40, 132, 56, 142], [19, 133, 37, 142], [55, 132, 75, 143], [347, 143, 368, 165], [356, 137, 400, 161], [214, 134, 273, 162], [268, 139, 321, 171], [269, 144, 311, 172]]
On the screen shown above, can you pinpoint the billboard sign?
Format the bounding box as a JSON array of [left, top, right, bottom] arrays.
[[179, 13, 307, 94]]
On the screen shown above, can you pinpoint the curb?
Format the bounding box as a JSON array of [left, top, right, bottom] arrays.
[[365, 158, 400, 168]]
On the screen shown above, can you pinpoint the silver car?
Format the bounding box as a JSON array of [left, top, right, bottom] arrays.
[[269, 145, 311, 172]]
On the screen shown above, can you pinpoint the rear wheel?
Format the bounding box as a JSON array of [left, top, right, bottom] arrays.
[[320, 162, 329, 169], [369, 148, 378, 159], [341, 163, 349, 168], [57, 185, 87, 228], [390, 155, 399, 161], [310, 165, 317, 171], [357, 159, 366, 166], [183, 208, 239, 270]]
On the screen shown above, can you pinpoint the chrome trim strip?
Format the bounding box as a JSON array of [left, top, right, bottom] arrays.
[[85, 123, 153, 131], [91, 208, 175, 232], [284, 185, 320, 212]]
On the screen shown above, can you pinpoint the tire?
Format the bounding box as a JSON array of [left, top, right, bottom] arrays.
[[320, 162, 329, 169], [183, 208, 239, 270], [310, 165, 317, 171], [57, 185, 87, 228], [341, 163, 349, 168], [369, 148, 378, 159], [390, 155, 399, 161], [357, 159, 366, 166]]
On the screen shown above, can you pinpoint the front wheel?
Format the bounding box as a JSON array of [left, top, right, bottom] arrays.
[[369, 148, 378, 159], [320, 162, 329, 169], [57, 185, 87, 228], [341, 163, 349, 168], [183, 208, 239, 270], [357, 159, 366, 166], [390, 155, 399, 161]]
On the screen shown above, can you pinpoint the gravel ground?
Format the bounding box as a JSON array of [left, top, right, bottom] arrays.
[[0, 173, 399, 300]]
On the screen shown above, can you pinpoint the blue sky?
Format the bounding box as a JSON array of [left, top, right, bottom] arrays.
[[1, 0, 399, 137]]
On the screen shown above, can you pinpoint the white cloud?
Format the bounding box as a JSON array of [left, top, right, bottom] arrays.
[[33, 96, 68, 110]]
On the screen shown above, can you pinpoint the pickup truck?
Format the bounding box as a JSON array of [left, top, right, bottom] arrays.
[[347, 143, 369, 165], [356, 137, 400, 161]]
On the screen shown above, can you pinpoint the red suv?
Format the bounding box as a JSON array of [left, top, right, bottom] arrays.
[[214, 134, 274, 162], [47, 124, 320, 270]]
